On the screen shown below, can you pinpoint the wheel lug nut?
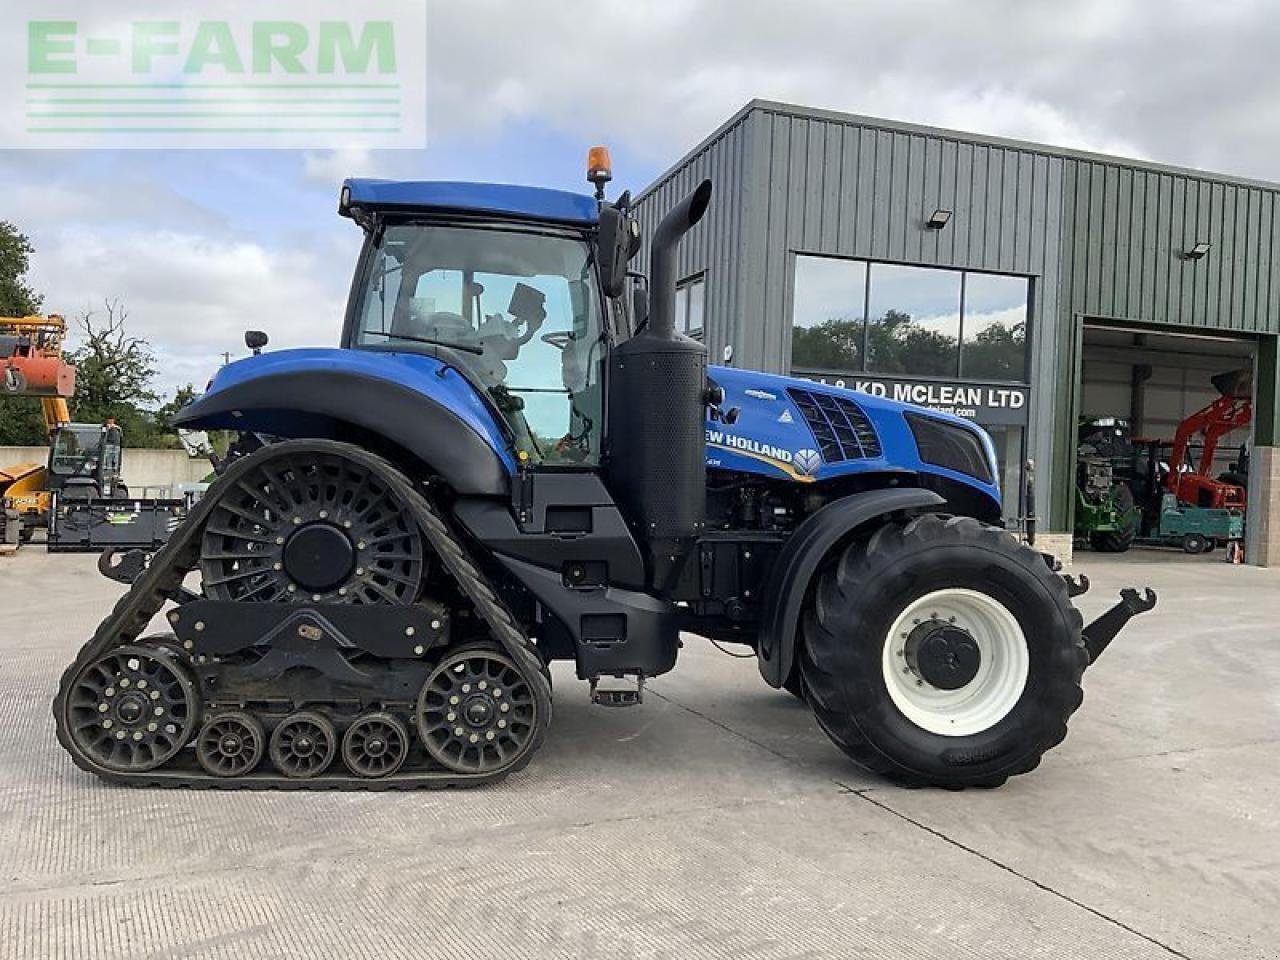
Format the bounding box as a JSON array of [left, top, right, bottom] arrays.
[[319, 510, 328, 519], [485, 731, 495, 741], [132, 731, 144, 741], [497, 719, 507, 729], [493, 689, 502, 698], [136, 679, 147, 690], [343, 520, 352, 529], [102, 719, 113, 728], [405, 626, 416, 637], [147, 723, 157, 732], [293, 517, 302, 525], [149, 690, 160, 700], [155, 707, 165, 716], [447, 712, 456, 722], [449, 696, 459, 705], [461, 684, 471, 693], [469, 734, 479, 744], [116, 731, 126, 740], [287, 584, 297, 593], [499, 703, 510, 713], [478, 681, 487, 690], [104, 687, 115, 697], [276, 536, 285, 545], [413, 645, 424, 655], [98, 703, 109, 713], [357, 541, 367, 550], [454, 727, 464, 736]]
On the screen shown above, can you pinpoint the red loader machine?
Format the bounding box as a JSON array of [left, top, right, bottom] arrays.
[[51, 153, 1156, 790]]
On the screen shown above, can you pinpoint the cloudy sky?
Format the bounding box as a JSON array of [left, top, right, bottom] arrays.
[[6, 0, 1277, 398]]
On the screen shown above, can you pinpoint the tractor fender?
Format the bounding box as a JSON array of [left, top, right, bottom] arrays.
[[756, 487, 946, 688], [173, 367, 512, 496]]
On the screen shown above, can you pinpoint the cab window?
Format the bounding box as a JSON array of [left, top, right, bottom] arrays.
[[356, 224, 604, 466]]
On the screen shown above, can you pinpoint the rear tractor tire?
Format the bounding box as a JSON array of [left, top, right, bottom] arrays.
[[1087, 483, 1136, 553], [800, 514, 1086, 788]]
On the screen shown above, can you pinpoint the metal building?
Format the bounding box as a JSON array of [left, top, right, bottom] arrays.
[[633, 99, 1280, 564]]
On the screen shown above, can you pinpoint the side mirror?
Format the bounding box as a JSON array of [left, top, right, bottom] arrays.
[[245, 330, 269, 355], [596, 204, 639, 300]]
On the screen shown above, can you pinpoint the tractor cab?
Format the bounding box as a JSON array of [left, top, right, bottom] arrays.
[[339, 190, 610, 466], [47, 421, 124, 499]]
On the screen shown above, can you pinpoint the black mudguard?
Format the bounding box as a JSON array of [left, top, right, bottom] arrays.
[[173, 369, 510, 496], [756, 487, 946, 688]]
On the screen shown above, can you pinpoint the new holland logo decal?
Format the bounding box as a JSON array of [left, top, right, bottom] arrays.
[[793, 448, 822, 476], [706, 430, 819, 482]]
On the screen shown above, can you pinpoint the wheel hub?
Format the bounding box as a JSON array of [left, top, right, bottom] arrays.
[[905, 620, 981, 690], [283, 523, 355, 592], [218, 733, 243, 756], [463, 696, 494, 727], [114, 693, 147, 724]]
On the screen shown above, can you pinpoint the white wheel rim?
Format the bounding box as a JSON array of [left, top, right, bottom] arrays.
[[881, 588, 1028, 737]]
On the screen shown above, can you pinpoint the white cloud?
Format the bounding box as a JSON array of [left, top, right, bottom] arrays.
[[32, 226, 357, 397]]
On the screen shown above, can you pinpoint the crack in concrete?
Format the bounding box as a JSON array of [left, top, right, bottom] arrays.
[[845, 787, 1195, 960], [650, 684, 1199, 960]]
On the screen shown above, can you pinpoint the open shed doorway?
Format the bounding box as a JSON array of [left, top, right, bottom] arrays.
[[1076, 323, 1255, 560]]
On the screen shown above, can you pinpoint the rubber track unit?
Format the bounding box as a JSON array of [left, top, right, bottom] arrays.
[[51, 439, 553, 790]]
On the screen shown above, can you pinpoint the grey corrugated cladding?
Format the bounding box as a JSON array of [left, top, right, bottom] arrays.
[[634, 99, 1280, 528]]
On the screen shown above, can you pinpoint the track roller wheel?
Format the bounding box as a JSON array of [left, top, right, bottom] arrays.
[[64, 645, 199, 773], [342, 712, 410, 778], [416, 646, 540, 775], [269, 711, 337, 779], [196, 710, 266, 777]]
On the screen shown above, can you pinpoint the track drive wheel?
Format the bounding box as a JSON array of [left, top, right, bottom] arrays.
[[800, 514, 1086, 789], [416, 646, 542, 775], [269, 711, 338, 779]]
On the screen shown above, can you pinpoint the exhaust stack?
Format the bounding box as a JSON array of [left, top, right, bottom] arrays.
[[607, 180, 713, 591]]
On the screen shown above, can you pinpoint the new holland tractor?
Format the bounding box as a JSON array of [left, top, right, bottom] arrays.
[[52, 153, 1156, 790]]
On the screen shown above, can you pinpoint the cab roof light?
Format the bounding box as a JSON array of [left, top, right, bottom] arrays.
[[587, 145, 612, 202]]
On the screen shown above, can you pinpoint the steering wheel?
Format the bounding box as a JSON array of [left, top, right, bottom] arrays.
[[540, 331, 574, 351]]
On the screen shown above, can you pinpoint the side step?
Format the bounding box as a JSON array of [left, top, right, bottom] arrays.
[[590, 674, 645, 707]]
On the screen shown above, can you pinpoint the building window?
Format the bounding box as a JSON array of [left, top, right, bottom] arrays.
[[675, 274, 706, 337], [866, 263, 961, 376], [792, 256, 867, 370], [960, 273, 1028, 381], [790, 255, 1030, 383]]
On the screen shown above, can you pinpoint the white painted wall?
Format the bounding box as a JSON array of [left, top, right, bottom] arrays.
[[0, 446, 212, 494]]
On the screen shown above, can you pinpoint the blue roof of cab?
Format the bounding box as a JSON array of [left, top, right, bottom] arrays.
[[342, 179, 599, 226]]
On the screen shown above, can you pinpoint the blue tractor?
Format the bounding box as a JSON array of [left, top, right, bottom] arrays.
[[53, 156, 1155, 789]]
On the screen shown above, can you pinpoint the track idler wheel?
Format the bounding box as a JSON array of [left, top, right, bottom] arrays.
[[416, 646, 540, 775], [64, 645, 199, 773], [269, 711, 337, 778], [196, 710, 266, 777], [342, 711, 410, 778]]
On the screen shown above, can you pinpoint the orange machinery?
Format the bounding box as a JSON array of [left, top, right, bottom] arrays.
[[1165, 368, 1252, 510], [1, 315, 77, 539]]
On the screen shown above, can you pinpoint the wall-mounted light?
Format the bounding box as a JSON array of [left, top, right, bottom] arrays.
[[1184, 241, 1211, 260], [926, 208, 952, 230]]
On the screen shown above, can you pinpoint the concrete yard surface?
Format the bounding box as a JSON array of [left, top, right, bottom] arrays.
[[0, 548, 1276, 959]]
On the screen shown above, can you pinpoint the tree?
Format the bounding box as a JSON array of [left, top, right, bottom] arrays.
[[0, 221, 41, 316], [0, 221, 47, 445], [791, 316, 863, 369], [68, 299, 164, 446]]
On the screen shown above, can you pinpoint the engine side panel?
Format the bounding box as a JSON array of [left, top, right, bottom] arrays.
[[706, 365, 1002, 511]]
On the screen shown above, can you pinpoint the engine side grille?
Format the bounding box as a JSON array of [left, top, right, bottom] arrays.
[[786, 388, 882, 463]]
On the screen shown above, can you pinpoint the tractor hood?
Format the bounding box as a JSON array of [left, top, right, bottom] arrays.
[[705, 365, 1002, 503]]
